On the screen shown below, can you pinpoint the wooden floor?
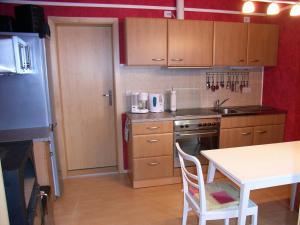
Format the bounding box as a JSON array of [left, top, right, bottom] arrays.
[[53, 174, 298, 225]]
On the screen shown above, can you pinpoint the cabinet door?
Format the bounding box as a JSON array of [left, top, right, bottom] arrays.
[[247, 24, 279, 66], [220, 127, 253, 148], [214, 22, 247, 66], [125, 18, 167, 66], [253, 124, 284, 145], [168, 19, 213, 67]]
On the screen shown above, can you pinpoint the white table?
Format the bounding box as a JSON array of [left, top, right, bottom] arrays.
[[202, 141, 300, 225]]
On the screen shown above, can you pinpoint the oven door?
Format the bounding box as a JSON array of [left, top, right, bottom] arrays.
[[174, 130, 219, 168]]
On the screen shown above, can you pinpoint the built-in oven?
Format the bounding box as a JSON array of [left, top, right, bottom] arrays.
[[174, 118, 220, 167]]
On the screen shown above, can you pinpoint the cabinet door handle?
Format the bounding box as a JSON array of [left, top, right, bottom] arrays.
[[152, 58, 165, 61], [241, 132, 251, 135], [250, 59, 260, 62], [238, 59, 245, 62], [147, 126, 159, 130], [147, 139, 160, 143], [256, 130, 267, 134], [171, 58, 183, 62], [148, 162, 160, 166]]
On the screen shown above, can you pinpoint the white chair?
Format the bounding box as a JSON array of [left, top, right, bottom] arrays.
[[176, 143, 258, 225]]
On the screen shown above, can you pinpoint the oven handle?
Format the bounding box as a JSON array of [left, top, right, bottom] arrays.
[[175, 130, 219, 138]]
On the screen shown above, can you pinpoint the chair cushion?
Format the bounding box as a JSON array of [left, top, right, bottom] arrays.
[[188, 182, 240, 211]]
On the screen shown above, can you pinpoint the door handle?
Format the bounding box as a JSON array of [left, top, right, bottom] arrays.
[[256, 130, 267, 134], [147, 126, 160, 130], [148, 162, 160, 166], [171, 58, 183, 62], [241, 132, 251, 135], [102, 90, 112, 106], [147, 139, 160, 143]]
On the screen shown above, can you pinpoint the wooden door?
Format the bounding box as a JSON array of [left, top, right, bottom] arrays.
[[125, 18, 167, 66], [168, 19, 213, 67], [253, 125, 284, 145], [247, 24, 279, 66], [214, 22, 248, 66], [220, 127, 253, 148], [56, 25, 116, 170]]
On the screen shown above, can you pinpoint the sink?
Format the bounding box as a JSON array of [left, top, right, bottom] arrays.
[[211, 108, 239, 115]]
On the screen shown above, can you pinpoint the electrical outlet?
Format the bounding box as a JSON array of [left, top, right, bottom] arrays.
[[164, 11, 172, 18], [244, 17, 251, 23]]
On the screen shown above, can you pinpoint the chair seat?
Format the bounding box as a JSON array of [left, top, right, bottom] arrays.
[[189, 182, 255, 211]]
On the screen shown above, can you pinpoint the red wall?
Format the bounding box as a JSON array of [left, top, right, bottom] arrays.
[[263, 12, 300, 141], [1, 1, 299, 141]]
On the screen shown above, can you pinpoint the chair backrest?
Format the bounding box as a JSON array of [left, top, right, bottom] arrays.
[[176, 142, 207, 213]]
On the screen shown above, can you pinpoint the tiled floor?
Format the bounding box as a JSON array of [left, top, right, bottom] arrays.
[[53, 174, 298, 225]]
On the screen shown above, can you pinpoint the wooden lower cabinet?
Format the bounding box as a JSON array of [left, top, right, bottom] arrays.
[[220, 114, 286, 148], [253, 124, 284, 145], [133, 156, 173, 180], [129, 121, 175, 188], [220, 127, 253, 148], [33, 142, 54, 189]]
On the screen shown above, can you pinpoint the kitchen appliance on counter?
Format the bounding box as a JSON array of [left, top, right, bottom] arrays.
[[173, 116, 220, 168], [131, 92, 149, 114], [149, 93, 164, 113], [170, 89, 176, 112]]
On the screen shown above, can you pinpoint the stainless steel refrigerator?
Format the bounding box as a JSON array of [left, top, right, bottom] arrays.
[[0, 32, 61, 196]]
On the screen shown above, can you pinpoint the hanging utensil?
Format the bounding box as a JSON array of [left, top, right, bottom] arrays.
[[226, 73, 230, 89], [215, 73, 219, 90], [240, 73, 244, 93], [246, 72, 249, 87], [206, 73, 211, 89], [220, 73, 225, 88], [231, 74, 235, 92], [235, 73, 240, 92], [211, 74, 215, 92]]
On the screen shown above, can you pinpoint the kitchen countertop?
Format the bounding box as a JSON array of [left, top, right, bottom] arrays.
[[127, 105, 287, 123], [0, 127, 51, 143]]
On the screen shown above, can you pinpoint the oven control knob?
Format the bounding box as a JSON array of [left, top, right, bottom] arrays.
[[202, 123, 207, 126], [185, 125, 189, 128], [180, 125, 184, 128], [207, 123, 212, 126]]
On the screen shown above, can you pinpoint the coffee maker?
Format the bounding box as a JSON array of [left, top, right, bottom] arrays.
[[131, 92, 149, 113]]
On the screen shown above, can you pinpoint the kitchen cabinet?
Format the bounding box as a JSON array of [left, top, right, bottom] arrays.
[[128, 121, 174, 188], [213, 22, 248, 66], [125, 18, 167, 66], [168, 19, 213, 67], [253, 124, 284, 145], [220, 114, 285, 148], [33, 142, 54, 194], [247, 23, 279, 66], [220, 127, 253, 148]]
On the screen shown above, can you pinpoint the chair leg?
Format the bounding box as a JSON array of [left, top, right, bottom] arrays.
[[251, 212, 258, 225], [182, 197, 189, 225], [224, 218, 230, 225], [198, 217, 206, 225], [290, 183, 297, 211]]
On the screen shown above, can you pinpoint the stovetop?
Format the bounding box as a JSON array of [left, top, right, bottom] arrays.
[[172, 108, 219, 118]]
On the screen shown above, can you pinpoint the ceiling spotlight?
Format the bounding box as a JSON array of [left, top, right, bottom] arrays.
[[267, 2, 280, 15], [290, 3, 300, 16], [242, 1, 255, 13]]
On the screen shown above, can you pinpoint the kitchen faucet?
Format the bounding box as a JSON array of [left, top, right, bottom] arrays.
[[215, 98, 230, 109]]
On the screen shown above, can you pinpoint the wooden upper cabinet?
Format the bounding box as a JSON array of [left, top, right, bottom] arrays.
[[214, 22, 248, 66], [168, 19, 213, 67], [125, 18, 167, 66], [247, 23, 279, 66]]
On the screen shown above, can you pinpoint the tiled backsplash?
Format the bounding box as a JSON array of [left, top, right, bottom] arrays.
[[120, 66, 263, 112]]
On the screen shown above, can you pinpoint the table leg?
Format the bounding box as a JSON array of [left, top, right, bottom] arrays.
[[207, 162, 216, 183], [238, 185, 250, 225], [290, 183, 297, 211]]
